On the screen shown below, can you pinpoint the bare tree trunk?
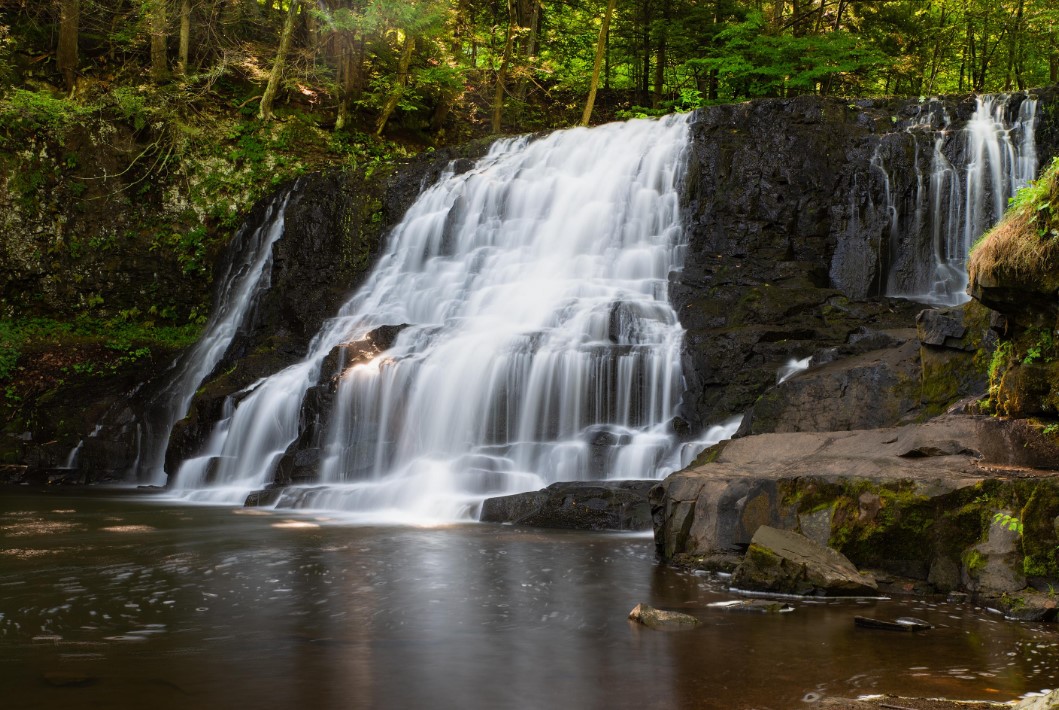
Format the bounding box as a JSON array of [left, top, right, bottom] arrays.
[[57, 0, 79, 92], [259, 0, 301, 121], [375, 31, 415, 136], [581, 0, 617, 126], [177, 0, 191, 77], [491, 0, 517, 134], [148, 0, 169, 83]]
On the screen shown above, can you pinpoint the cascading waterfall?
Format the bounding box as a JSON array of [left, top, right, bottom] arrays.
[[128, 190, 291, 484], [172, 115, 718, 522], [876, 94, 1038, 305]]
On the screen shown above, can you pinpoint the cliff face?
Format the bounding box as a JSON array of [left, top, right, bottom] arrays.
[[673, 89, 1059, 430], [7, 89, 1059, 482]]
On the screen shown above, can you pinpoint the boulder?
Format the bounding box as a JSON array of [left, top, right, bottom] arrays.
[[627, 603, 700, 630], [1014, 689, 1059, 710], [731, 526, 879, 596], [480, 480, 654, 531]]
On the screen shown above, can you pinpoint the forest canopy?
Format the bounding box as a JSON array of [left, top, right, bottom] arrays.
[[2, 0, 1057, 139]]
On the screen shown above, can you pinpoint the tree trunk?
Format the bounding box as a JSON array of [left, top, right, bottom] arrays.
[[832, 0, 846, 31], [177, 0, 191, 77], [57, 0, 79, 92], [375, 31, 415, 136], [259, 0, 301, 121], [652, 0, 669, 108], [1009, 0, 1025, 90], [581, 0, 617, 126], [148, 0, 169, 83], [491, 0, 517, 134]]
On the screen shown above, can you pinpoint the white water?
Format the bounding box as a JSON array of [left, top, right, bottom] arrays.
[[131, 192, 290, 484], [776, 357, 812, 385], [172, 115, 711, 521], [878, 94, 1038, 305]]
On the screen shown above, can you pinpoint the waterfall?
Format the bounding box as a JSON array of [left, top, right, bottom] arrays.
[[172, 115, 705, 522], [130, 190, 291, 484], [877, 94, 1038, 305]]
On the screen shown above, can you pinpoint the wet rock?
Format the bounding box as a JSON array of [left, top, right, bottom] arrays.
[[916, 308, 970, 349], [480, 481, 654, 531], [853, 616, 931, 632], [708, 599, 794, 613], [962, 509, 1027, 595], [1014, 688, 1059, 709], [670, 552, 743, 574], [984, 589, 1059, 622], [271, 323, 409, 486], [628, 603, 700, 630], [731, 526, 879, 596], [42, 671, 98, 687]]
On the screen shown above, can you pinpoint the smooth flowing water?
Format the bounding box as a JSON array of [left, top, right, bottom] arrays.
[[173, 116, 702, 520], [3, 491, 1059, 710], [878, 94, 1038, 305]]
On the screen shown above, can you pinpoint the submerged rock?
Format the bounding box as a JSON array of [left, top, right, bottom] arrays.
[[853, 616, 931, 632], [708, 599, 794, 614], [731, 526, 878, 596], [627, 603, 700, 630], [480, 480, 654, 531]]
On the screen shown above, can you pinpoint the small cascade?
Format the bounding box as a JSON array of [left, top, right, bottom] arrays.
[[62, 424, 100, 470], [776, 357, 812, 385], [173, 115, 715, 522], [875, 94, 1039, 305], [129, 189, 291, 484]]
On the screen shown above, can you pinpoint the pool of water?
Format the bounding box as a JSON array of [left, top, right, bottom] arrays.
[[2, 489, 1057, 709]]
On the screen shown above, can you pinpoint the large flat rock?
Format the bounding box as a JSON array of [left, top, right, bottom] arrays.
[[652, 415, 1059, 598]]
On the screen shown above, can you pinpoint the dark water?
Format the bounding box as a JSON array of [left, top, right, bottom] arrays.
[[2, 490, 1057, 710]]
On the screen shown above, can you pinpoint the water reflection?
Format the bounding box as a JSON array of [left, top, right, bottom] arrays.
[[1, 491, 1057, 709]]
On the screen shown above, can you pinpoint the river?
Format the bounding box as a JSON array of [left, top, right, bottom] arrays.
[[2, 489, 1057, 709]]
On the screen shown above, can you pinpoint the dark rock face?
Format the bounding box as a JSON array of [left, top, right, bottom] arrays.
[[673, 89, 1059, 431], [736, 329, 922, 436], [480, 480, 655, 531], [731, 526, 878, 596]]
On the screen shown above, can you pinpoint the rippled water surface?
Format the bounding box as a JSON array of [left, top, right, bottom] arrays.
[[2, 490, 1058, 709]]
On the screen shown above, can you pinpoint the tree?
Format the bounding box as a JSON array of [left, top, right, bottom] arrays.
[[147, 0, 170, 83], [259, 0, 302, 121], [56, 0, 79, 91], [492, 0, 518, 133], [581, 0, 616, 126], [177, 0, 191, 77], [375, 30, 416, 135]]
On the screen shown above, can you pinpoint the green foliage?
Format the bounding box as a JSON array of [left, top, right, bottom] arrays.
[[684, 13, 885, 100], [1023, 328, 1055, 366], [993, 512, 1024, 536], [111, 86, 151, 131], [0, 89, 94, 141]]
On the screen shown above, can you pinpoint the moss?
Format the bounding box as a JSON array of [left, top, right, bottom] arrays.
[[1019, 480, 1059, 579], [689, 440, 728, 467], [963, 548, 986, 573]]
